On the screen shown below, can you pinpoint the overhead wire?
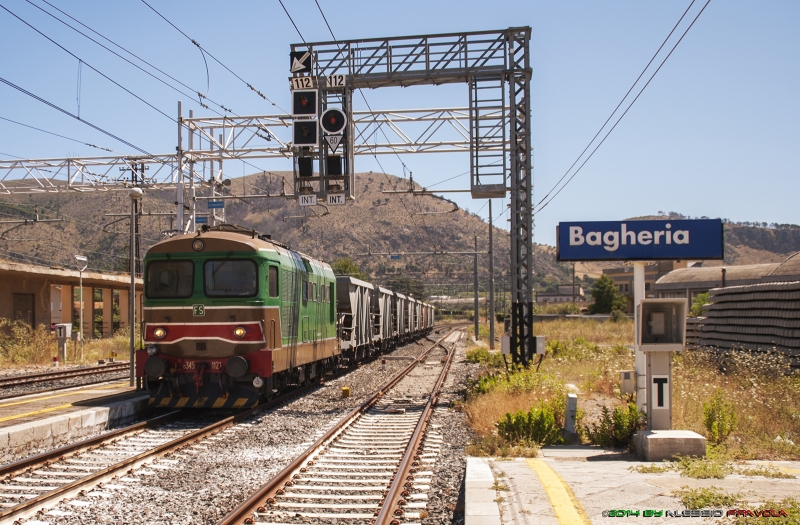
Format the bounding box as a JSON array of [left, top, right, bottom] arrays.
[[534, 0, 711, 214], [0, 116, 118, 154], [24, 0, 227, 117], [0, 75, 153, 156], [0, 3, 175, 123], [140, 0, 288, 113]]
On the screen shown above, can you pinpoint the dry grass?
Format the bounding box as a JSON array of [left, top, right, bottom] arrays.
[[0, 321, 135, 367], [535, 318, 633, 347], [467, 389, 557, 438], [464, 318, 800, 460], [673, 349, 800, 459]]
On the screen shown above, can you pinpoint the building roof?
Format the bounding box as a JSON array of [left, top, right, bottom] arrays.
[[769, 251, 800, 277], [654, 252, 800, 290], [0, 260, 141, 287]]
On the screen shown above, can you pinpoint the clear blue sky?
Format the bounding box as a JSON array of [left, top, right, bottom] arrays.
[[1, 0, 798, 247]]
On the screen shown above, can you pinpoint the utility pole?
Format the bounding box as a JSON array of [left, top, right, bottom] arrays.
[[489, 200, 495, 349], [572, 263, 576, 304], [188, 109, 196, 233], [474, 235, 479, 341], [129, 188, 143, 387]]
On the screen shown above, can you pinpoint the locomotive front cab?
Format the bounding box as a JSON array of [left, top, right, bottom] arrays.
[[138, 231, 280, 408]]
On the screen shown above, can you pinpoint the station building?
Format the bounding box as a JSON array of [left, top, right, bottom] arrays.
[[0, 260, 142, 338], [603, 260, 690, 313], [653, 252, 800, 299], [534, 285, 585, 304]]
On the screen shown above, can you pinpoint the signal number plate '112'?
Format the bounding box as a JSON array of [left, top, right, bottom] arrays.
[[290, 77, 314, 90]]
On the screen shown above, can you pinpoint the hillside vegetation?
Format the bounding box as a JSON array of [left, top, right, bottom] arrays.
[[0, 178, 797, 296]]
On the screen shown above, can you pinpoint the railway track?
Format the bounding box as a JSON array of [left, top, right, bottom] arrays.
[[0, 363, 130, 401], [0, 363, 129, 388], [0, 377, 333, 524], [218, 326, 462, 525], [0, 332, 449, 523]]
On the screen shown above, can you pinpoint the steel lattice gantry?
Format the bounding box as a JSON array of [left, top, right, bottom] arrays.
[[293, 27, 534, 364], [0, 27, 534, 363]]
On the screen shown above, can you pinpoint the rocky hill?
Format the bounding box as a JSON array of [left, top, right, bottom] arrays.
[[630, 213, 800, 267], [0, 180, 796, 297]]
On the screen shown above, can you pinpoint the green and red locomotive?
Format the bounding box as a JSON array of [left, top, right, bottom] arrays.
[[136, 224, 433, 408]]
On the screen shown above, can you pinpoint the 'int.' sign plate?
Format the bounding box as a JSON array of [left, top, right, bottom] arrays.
[[556, 219, 724, 261], [298, 194, 317, 207]]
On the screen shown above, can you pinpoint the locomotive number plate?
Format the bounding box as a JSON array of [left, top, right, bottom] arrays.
[[193, 304, 205, 316]]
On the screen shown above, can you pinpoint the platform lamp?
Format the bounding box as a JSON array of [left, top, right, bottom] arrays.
[[129, 188, 143, 387], [74, 254, 88, 361]]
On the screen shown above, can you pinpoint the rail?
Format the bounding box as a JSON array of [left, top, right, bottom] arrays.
[[216, 325, 462, 525]]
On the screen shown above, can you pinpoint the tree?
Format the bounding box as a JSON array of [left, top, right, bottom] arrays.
[[331, 257, 368, 281], [588, 275, 627, 314], [690, 292, 709, 317]]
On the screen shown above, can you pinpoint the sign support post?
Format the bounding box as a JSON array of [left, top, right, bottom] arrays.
[[633, 261, 647, 412]]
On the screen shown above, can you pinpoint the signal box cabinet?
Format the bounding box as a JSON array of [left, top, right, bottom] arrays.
[[636, 298, 687, 352]]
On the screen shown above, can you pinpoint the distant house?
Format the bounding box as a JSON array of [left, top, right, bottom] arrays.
[[653, 252, 800, 299], [535, 285, 585, 304]]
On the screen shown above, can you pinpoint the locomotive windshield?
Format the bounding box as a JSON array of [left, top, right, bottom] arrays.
[[204, 259, 257, 297], [146, 260, 194, 298]]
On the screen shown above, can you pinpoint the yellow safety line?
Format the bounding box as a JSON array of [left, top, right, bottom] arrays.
[[0, 382, 129, 410], [0, 403, 76, 423], [526, 458, 590, 525], [771, 463, 800, 475]]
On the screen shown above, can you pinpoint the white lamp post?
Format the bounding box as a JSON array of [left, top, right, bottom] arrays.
[[129, 188, 143, 387], [74, 254, 88, 361]]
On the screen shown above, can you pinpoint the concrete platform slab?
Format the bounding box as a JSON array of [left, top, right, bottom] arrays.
[[0, 391, 149, 464], [466, 454, 800, 525], [633, 430, 706, 461]]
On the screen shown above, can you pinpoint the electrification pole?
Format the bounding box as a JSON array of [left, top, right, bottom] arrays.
[[129, 188, 143, 387], [474, 236, 479, 341], [489, 200, 495, 349]]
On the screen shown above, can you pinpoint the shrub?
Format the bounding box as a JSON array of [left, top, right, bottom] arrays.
[[675, 486, 741, 509], [703, 389, 737, 445], [497, 400, 563, 445], [0, 320, 54, 365], [583, 402, 645, 449], [609, 310, 628, 323], [466, 347, 505, 368]]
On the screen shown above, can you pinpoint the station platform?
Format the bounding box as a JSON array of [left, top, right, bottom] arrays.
[[465, 447, 800, 524], [0, 381, 149, 464]]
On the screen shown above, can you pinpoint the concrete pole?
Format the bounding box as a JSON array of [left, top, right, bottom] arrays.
[[78, 270, 83, 359], [474, 235, 479, 341], [634, 261, 646, 411], [177, 101, 184, 233], [129, 188, 143, 387], [489, 200, 495, 349], [209, 127, 216, 227], [188, 109, 196, 233]]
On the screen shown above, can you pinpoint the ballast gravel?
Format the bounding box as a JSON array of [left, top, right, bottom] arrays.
[[26, 332, 478, 525], [0, 364, 128, 399], [420, 336, 479, 525]]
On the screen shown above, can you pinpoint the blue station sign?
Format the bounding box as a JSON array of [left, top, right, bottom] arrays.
[[557, 219, 724, 261]]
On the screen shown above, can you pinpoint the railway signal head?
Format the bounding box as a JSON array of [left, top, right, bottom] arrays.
[[320, 108, 347, 135], [292, 89, 318, 117], [293, 120, 318, 146]]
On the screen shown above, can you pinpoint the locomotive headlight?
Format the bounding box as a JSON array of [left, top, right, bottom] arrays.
[[146, 346, 159, 356], [153, 327, 167, 340], [233, 326, 247, 339]]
